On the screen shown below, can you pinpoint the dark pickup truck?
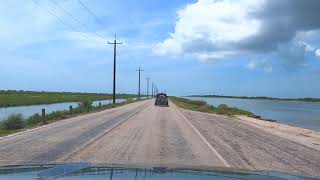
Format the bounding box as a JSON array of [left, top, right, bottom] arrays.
[[155, 93, 169, 106]]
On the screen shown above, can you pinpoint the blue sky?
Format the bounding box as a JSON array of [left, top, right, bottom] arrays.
[[1, 0, 320, 98]]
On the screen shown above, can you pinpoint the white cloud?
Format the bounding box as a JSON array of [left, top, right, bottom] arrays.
[[154, 0, 320, 69], [315, 49, 320, 58], [153, 0, 262, 60], [299, 41, 316, 52], [0, 0, 101, 50], [0, 1, 58, 49], [247, 59, 272, 72]]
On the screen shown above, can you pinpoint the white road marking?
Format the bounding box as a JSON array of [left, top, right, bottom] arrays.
[[175, 106, 231, 167], [62, 102, 151, 161], [0, 100, 147, 141]]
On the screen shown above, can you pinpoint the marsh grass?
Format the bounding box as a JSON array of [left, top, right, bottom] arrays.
[[0, 90, 137, 107], [170, 96, 254, 116], [1, 114, 26, 130]]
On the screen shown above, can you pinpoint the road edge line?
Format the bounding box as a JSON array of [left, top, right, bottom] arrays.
[[61, 102, 151, 161], [175, 106, 231, 167], [0, 100, 147, 141]]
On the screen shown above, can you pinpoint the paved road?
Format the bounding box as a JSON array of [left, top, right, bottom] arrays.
[[0, 100, 150, 165], [0, 99, 319, 177]]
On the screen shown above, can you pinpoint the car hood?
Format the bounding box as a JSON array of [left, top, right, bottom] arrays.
[[0, 163, 318, 180]]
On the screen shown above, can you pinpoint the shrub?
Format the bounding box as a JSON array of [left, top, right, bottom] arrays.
[[216, 104, 253, 116], [26, 113, 42, 125], [0, 122, 4, 130], [127, 98, 134, 102], [46, 111, 67, 121], [170, 97, 255, 117], [2, 114, 26, 130], [78, 100, 93, 112]]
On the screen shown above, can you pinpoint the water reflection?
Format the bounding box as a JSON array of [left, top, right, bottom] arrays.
[[0, 99, 127, 121], [187, 97, 320, 131]]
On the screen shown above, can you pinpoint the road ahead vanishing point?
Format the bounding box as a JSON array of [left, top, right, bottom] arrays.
[[0, 99, 319, 177]]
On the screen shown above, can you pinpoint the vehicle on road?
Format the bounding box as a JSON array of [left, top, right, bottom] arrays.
[[155, 93, 169, 106]]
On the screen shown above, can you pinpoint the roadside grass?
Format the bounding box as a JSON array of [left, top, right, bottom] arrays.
[[190, 95, 320, 103], [1, 114, 26, 130], [170, 96, 254, 117], [0, 98, 145, 137], [0, 90, 137, 107]]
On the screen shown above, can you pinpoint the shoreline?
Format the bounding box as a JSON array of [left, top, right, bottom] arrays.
[[188, 96, 320, 104], [0, 99, 147, 137], [235, 115, 320, 151]]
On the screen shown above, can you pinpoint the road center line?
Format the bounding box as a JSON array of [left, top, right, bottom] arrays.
[[174, 105, 231, 167], [60, 101, 151, 161]]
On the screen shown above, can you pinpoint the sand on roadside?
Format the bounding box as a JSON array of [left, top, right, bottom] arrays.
[[235, 115, 320, 151]]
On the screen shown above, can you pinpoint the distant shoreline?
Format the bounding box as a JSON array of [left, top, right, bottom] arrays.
[[188, 95, 320, 103]]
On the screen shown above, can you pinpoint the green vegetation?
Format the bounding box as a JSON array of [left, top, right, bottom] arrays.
[[189, 95, 320, 103], [0, 98, 144, 137], [170, 96, 254, 116], [0, 90, 136, 107], [1, 114, 26, 130], [78, 100, 93, 112]]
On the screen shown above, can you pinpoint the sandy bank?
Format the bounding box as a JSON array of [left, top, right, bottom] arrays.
[[236, 115, 320, 151]]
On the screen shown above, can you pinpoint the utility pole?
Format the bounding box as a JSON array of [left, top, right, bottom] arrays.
[[146, 77, 150, 99], [108, 35, 122, 104], [151, 83, 154, 98], [136, 67, 144, 99]]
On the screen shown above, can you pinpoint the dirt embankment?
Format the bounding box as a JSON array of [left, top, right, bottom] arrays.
[[236, 115, 320, 151]]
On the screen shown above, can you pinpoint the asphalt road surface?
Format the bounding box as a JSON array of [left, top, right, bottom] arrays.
[[0, 99, 319, 177]]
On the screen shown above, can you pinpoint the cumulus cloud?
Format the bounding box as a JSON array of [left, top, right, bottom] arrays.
[[154, 0, 320, 68], [299, 41, 316, 52], [315, 49, 320, 58], [153, 0, 261, 60], [247, 59, 272, 72]]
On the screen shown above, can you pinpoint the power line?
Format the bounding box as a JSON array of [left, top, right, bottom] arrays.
[[77, 0, 105, 27], [129, 56, 138, 67], [47, 0, 106, 40], [31, 0, 92, 41]]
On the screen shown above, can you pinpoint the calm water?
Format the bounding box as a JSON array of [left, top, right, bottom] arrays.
[[0, 99, 127, 121], [187, 97, 320, 131]]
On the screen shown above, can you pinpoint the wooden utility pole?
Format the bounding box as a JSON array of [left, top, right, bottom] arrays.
[[137, 67, 144, 99], [146, 77, 150, 98], [151, 83, 154, 98], [108, 35, 122, 104]]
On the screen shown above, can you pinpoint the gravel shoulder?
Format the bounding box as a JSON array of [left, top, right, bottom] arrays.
[[180, 108, 320, 177], [235, 115, 320, 151]]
